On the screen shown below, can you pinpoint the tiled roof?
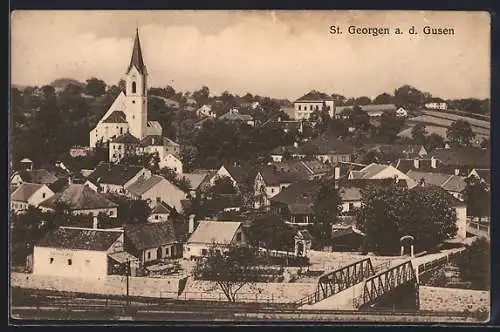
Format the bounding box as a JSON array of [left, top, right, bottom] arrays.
[[187, 220, 242, 244], [125, 221, 176, 250], [351, 163, 388, 179], [140, 135, 178, 147], [179, 173, 210, 190], [302, 135, 355, 155], [336, 104, 397, 115], [270, 180, 320, 206], [151, 201, 172, 214], [146, 121, 162, 132], [441, 175, 467, 193], [409, 185, 465, 206], [273, 160, 329, 180], [87, 163, 145, 186], [219, 111, 254, 122], [395, 159, 434, 173], [11, 183, 45, 202], [224, 164, 255, 184], [36, 227, 123, 251], [406, 170, 452, 187], [102, 111, 127, 124], [259, 166, 298, 186], [111, 132, 140, 144], [296, 90, 333, 102], [127, 175, 165, 196], [39, 184, 118, 210], [429, 147, 490, 168], [14, 169, 58, 184]]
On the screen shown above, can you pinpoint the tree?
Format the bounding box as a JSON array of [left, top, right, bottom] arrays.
[[373, 93, 393, 105], [456, 237, 490, 290], [394, 85, 426, 110], [463, 176, 490, 218], [354, 96, 372, 106], [192, 243, 265, 302], [192, 86, 210, 105], [379, 111, 405, 143], [247, 214, 296, 251], [107, 195, 150, 224], [347, 106, 369, 130], [447, 120, 475, 146], [425, 133, 445, 152], [41, 85, 56, 99], [118, 79, 126, 92], [480, 138, 490, 149], [210, 176, 237, 196], [85, 78, 107, 97], [313, 179, 342, 248], [356, 182, 457, 254], [411, 123, 427, 145]]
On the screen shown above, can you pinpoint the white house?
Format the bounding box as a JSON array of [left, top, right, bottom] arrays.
[[396, 107, 408, 117], [85, 163, 151, 195], [138, 135, 180, 161], [108, 132, 140, 163], [90, 28, 162, 148], [425, 102, 448, 111], [10, 183, 55, 213], [253, 167, 296, 209], [196, 104, 216, 118], [293, 90, 334, 120], [159, 153, 183, 174], [33, 227, 125, 278], [126, 175, 188, 213], [348, 163, 417, 187], [147, 200, 172, 223], [183, 220, 245, 259]]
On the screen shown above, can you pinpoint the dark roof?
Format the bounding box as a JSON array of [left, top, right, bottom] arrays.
[[11, 183, 46, 202], [259, 166, 298, 186], [270, 180, 320, 208], [273, 160, 330, 180], [36, 227, 123, 251], [111, 132, 140, 144], [140, 135, 178, 147], [87, 163, 145, 186], [429, 147, 490, 168], [102, 111, 127, 124], [14, 169, 58, 184], [396, 159, 434, 173], [296, 90, 333, 102], [125, 222, 176, 250], [473, 169, 490, 184], [224, 164, 255, 184], [151, 201, 172, 214], [302, 135, 355, 155], [39, 184, 118, 210], [127, 28, 146, 75]]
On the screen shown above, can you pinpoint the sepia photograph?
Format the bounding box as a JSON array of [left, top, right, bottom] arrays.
[[9, 10, 491, 323]]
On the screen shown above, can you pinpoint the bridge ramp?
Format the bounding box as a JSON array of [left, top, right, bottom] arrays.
[[300, 281, 364, 310]]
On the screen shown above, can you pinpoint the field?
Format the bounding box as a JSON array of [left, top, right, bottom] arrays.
[[421, 110, 490, 129], [406, 113, 490, 138]]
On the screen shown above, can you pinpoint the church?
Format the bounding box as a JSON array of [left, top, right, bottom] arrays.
[[89, 29, 163, 148]]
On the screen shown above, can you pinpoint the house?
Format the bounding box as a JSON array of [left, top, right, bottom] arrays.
[[210, 164, 255, 191], [69, 146, 92, 158], [425, 102, 448, 110], [179, 171, 212, 197], [269, 180, 319, 226], [33, 227, 125, 278], [90, 29, 162, 148], [148, 200, 173, 223], [468, 168, 490, 188], [329, 162, 367, 180], [124, 221, 180, 266], [196, 104, 215, 118], [409, 185, 467, 239], [159, 153, 183, 174], [365, 144, 428, 161], [138, 135, 180, 161], [11, 169, 59, 189], [428, 147, 490, 175], [301, 135, 355, 164], [219, 108, 255, 127], [396, 107, 408, 117], [126, 174, 188, 213], [183, 220, 246, 259], [39, 184, 118, 218], [348, 163, 417, 187], [293, 90, 334, 120], [10, 183, 55, 214], [269, 144, 303, 162], [272, 160, 330, 181], [85, 163, 151, 194], [253, 166, 297, 209], [108, 132, 140, 163], [406, 170, 467, 200]]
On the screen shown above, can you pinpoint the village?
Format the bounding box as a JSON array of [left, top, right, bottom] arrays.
[[10, 27, 490, 320]]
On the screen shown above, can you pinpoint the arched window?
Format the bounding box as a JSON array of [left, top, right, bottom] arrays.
[[132, 81, 137, 93]]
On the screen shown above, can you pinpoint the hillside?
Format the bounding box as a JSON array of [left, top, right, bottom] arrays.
[[50, 78, 86, 90]]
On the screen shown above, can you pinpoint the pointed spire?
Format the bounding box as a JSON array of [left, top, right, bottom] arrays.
[[127, 27, 146, 75]]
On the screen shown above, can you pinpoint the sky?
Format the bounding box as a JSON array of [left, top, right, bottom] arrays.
[[11, 10, 490, 101]]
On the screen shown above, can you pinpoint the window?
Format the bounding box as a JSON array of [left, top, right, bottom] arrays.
[[132, 100, 136, 104], [271, 188, 274, 193], [165, 247, 169, 256], [147, 252, 151, 259], [50, 258, 54, 264], [310, 105, 314, 111], [348, 203, 354, 211], [316, 105, 319, 110], [68, 259, 72, 266], [201, 249, 208, 256], [155, 215, 159, 220], [132, 81, 137, 93], [298, 105, 301, 110], [42, 193, 46, 199], [120, 127, 123, 134], [236, 232, 242, 242]]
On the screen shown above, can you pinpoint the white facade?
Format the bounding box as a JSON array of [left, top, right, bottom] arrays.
[[341, 201, 362, 213], [425, 102, 448, 110], [109, 141, 137, 163], [132, 178, 187, 213], [148, 212, 169, 223], [11, 184, 55, 213], [197, 105, 215, 118], [159, 154, 183, 174], [455, 205, 467, 240], [210, 166, 237, 187], [293, 100, 334, 120]]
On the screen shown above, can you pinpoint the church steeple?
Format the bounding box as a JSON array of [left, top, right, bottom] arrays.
[[127, 28, 146, 75]]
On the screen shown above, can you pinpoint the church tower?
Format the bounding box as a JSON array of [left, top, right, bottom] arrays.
[[125, 28, 148, 139]]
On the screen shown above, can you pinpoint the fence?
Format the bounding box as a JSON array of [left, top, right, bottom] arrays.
[[417, 249, 465, 277]]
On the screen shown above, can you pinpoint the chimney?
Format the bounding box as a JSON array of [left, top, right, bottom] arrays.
[[188, 214, 195, 234], [413, 159, 419, 169], [430, 157, 437, 169], [334, 167, 341, 180], [294, 142, 299, 148], [92, 216, 99, 229], [454, 169, 460, 176], [67, 175, 73, 186]]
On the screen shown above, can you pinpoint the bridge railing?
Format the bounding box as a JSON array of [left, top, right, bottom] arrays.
[[418, 248, 465, 276]]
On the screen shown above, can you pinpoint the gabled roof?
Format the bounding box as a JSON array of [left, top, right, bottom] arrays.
[[409, 185, 465, 206], [151, 201, 172, 215], [429, 147, 490, 168], [441, 175, 467, 193], [127, 175, 165, 196], [127, 28, 146, 75], [406, 170, 466, 193], [296, 90, 333, 102], [39, 184, 118, 210], [13, 169, 58, 184], [36, 227, 123, 251], [111, 132, 140, 144], [146, 121, 162, 132], [223, 164, 255, 184], [187, 220, 242, 244], [125, 221, 176, 250], [273, 160, 329, 180], [11, 183, 46, 202], [350, 163, 388, 179], [395, 159, 434, 173], [180, 172, 210, 190], [219, 110, 253, 122], [87, 163, 145, 186], [270, 180, 319, 206], [471, 169, 490, 184], [259, 166, 298, 186], [102, 110, 127, 124], [140, 135, 178, 147]]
